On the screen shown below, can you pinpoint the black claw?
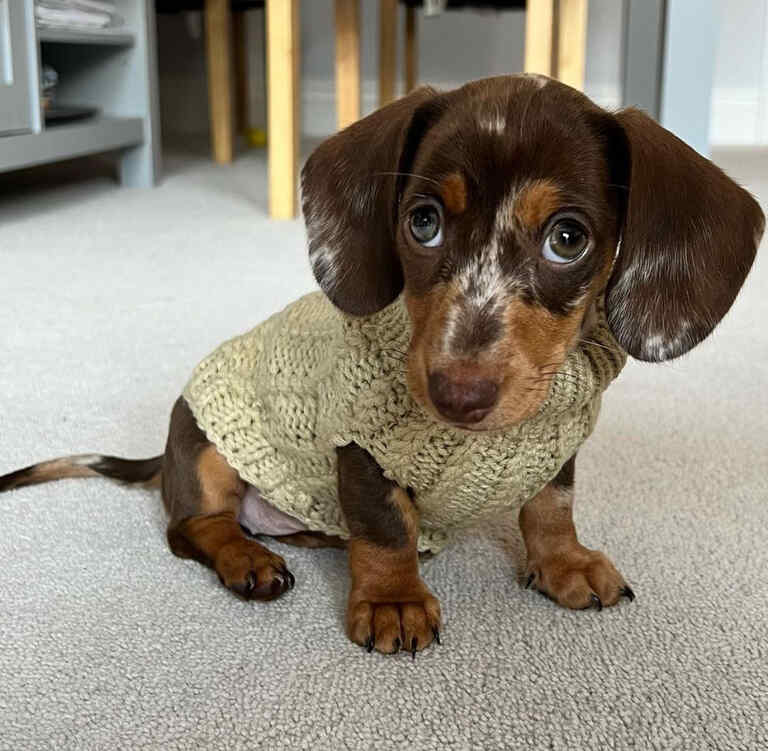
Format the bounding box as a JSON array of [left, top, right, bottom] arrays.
[[590, 593, 603, 612], [411, 637, 418, 660], [620, 585, 635, 602], [525, 573, 535, 590], [365, 635, 374, 653], [432, 627, 441, 646], [282, 568, 295, 589], [245, 571, 258, 596], [392, 637, 401, 654]]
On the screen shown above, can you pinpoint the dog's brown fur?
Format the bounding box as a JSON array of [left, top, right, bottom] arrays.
[[162, 397, 294, 601], [1, 75, 762, 656]]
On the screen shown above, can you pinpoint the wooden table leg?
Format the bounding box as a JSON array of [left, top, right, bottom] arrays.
[[266, 0, 299, 219], [205, 0, 234, 164], [404, 5, 417, 93], [233, 10, 248, 137], [557, 0, 588, 91], [334, 0, 360, 129], [524, 0, 555, 77], [379, 0, 397, 107]]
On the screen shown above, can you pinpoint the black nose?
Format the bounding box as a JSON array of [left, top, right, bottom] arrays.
[[427, 371, 499, 424]]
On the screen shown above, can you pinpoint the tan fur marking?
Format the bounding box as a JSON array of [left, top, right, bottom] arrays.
[[520, 482, 629, 609], [514, 179, 562, 229], [405, 282, 463, 415], [503, 298, 584, 366], [346, 537, 441, 653], [519, 483, 577, 560], [197, 445, 245, 515], [388, 486, 420, 541], [440, 172, 468, 215], [25, 459, 99, 484], [348, 539, 425, 603], [180, 511, 247, 555]]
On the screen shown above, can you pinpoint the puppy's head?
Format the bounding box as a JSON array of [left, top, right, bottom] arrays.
[[302, 75, 764, 431]]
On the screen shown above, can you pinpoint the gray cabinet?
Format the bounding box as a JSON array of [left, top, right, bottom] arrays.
[[0, 0, 159, 187], [0, 0, 39, 134]]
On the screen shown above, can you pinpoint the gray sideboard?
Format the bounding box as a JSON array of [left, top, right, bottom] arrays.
[[0, 0, 160, 187]]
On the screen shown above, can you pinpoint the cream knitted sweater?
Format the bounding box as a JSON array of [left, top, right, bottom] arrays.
[[183, 292, 626, 553]]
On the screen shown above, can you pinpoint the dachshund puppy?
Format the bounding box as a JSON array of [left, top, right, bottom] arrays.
[[1, 75, 763, 657]]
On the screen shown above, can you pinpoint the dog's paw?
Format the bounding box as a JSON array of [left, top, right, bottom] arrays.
[[524, 545, 634, 610], [347, 590, 442, 656], [215, 540, 295, 601]]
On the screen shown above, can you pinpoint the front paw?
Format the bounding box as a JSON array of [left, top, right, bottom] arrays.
[[525, 545, 635, 610], [347, 588, 442, 656]]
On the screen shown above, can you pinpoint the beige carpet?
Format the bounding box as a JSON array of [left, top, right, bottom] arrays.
[[1, 146, 766, 750]]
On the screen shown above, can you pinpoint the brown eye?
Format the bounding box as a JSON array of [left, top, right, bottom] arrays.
[[543, 220, 590, 263], [409, 204, 443, 247]]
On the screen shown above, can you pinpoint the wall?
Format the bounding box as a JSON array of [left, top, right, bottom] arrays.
[[156, 0, 768, 147], [710, 0, 768, 145]]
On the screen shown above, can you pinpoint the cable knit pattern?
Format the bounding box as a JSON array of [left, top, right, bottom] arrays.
[[183, 292, 626, 553]]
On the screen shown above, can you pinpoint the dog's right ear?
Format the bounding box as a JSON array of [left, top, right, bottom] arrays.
[[301, 87, 442, 316]]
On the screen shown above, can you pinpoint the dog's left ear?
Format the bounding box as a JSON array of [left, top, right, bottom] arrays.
[[301, 87, 443, 316], [604, 108, 764, 362]]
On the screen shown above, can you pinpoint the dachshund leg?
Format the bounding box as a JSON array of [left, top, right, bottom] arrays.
[[163, 397, 294, 601], [338, 443, 441, 656], [519, 456, 634, 610]]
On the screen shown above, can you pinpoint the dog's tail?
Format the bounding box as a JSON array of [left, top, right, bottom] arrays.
[[0, 454, 163, 493]]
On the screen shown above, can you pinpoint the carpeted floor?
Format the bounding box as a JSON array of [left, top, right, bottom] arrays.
[[1, 145, 766, 751]]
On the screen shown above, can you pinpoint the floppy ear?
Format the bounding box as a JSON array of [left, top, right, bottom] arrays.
[[605, 108, 764, 362], [301, 87, 442, 316]]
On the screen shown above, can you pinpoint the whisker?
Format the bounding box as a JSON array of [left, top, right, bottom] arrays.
[[536, 373, 582, 384], [372, 171, 443, 188], [579, 338, 620, 354]]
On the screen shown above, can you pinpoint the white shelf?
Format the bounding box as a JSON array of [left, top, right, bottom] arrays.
[[38, 27, 135, 46], [0, 116, 143, 173]]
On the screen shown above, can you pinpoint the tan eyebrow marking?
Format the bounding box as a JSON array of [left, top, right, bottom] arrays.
[[514, 179, 563, 229], [440, 173, 468, 215]]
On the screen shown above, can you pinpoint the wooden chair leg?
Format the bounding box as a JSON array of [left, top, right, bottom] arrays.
[[557, 0, 588, 90], [205, 0, 234, 164], [404, 5, 417, 93], [379, 0, 397, 107], [334, 0, 361, 129], [233, 10, 248, 137], [266, 0, 299, 219], [524, 0, 556, 77]]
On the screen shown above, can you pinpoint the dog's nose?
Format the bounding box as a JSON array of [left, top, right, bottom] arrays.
[[427, 371, 499, 424]]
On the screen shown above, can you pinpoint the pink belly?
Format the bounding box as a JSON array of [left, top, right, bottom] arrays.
[[238, 485, 308, 537]]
